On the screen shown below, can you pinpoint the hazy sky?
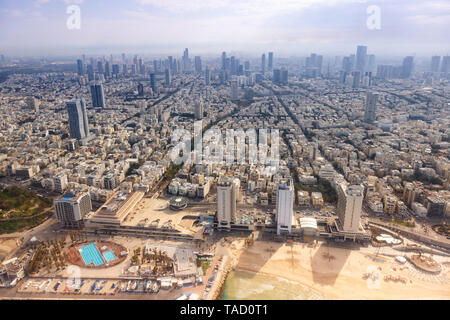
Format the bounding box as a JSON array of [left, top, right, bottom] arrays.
[[0, 0, 449, 57]]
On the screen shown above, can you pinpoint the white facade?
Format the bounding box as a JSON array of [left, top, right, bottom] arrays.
[[217, 178, 236, 229], [54, 191, 92, 228], [337, 183, 363, 232], [276, 179, 294, 235]]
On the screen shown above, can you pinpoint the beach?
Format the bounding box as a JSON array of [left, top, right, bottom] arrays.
[[229, 240, 450, 300]]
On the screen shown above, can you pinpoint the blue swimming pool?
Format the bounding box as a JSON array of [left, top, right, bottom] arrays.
[[103, 250, 116, 262], [79, 243, 104, 267]]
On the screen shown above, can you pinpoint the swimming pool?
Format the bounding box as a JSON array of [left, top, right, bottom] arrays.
[[79, 243, 104, 267], [103, 250, 116, 262]]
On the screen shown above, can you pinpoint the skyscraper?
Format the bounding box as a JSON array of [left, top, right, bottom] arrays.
[[356, 45, 367, 73], [137, 83, 144, 96], [230, 56, 236, 75], [194, 56, 202, 73], [217, 177, 238, 230], [97, 61, 104, 74], [276, 179, 294, 235], [66, 98, 89, 140], [431, 56, 441, 72], [231, 79, 238, 101], [221, 52, 227, 70], [364, 92, 378, 123], [367, 54, 376, 72], [401, 56, 414, 78], [337, 183, 363, 232], [112, 64, 119, 77], [150, 73, 157, 94], [441, 56, 450, 73], [205, 67, 210, 85], [183, 48, 190, 72], [273, 69, 281, 84], [194, 100, 203, 120], [168, 56, 173, 73], [76, 59, 84, 76], [261, 53, 266, 74], [105, 61, 111, 78], [86, 64, 94, 81], [90, 83, 106, 108], [165, 68, 171, 87], [281, 68, 288, 85], [268, 52, 273, 70]]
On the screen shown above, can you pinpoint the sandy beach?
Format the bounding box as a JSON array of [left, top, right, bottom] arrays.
[[232, 240, 450, 300]]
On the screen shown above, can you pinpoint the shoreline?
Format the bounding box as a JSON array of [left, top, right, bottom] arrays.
[[230, 266, 326, 299], [230, 241, 450, 300]]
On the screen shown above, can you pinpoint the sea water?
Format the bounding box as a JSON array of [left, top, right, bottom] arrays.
[[220, 270, 322, 300]]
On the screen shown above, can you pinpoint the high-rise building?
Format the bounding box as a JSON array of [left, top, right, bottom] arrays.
[[230, 56, 236, 75], [217, 177, 237, 230], [97, 61, 104, 74], [54, 191, 92, 228], [261, 53, 266, 74], [441, 56, 450, 73], [167, 56, 173, 73], [276, 179, 294, 235], [183, 48, 190, 72], [66, 98, 89, 140], [137, 83, 144, 96], [273, 69, 281, 84], [194, 100, 203, 120], [231, 79, 238, 101], [364, 92, 378, 123], [356, 45, 367, 73], [221, 52, 227, 70], [401, 56, 414, 78], [194, 56, 202, 73], [90, 83, 106, 108], [165, 68, 171, 87], [431, 56, 441, 72], [426, 197, 446, 217], [342, 56, 352, 73], [150, 73, 157, 94], [105, 61, 111, 78], [26, 96, 40, 112], [281, 68, 288, 85], [77, 59, 84, 76], [112, 64, 119, 77], [205, 67, 210, 85], [337, 183, 363, 232], [268, 52, 273, 70], [86, 64, 94, 81], [367, 54, 376, 72]]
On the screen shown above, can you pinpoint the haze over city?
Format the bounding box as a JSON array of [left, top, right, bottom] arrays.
[[1, 0, 450, 56], [0, 0, 449, 307]]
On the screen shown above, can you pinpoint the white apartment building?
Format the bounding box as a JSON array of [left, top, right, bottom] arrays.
[[276, 179, 294, 235], [217, 177, 237, 230], [54, 191, 92, 228], [337, 183, 363, 232]]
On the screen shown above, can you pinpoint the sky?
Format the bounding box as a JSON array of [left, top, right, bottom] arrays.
[[0, 0, 449, 57]]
